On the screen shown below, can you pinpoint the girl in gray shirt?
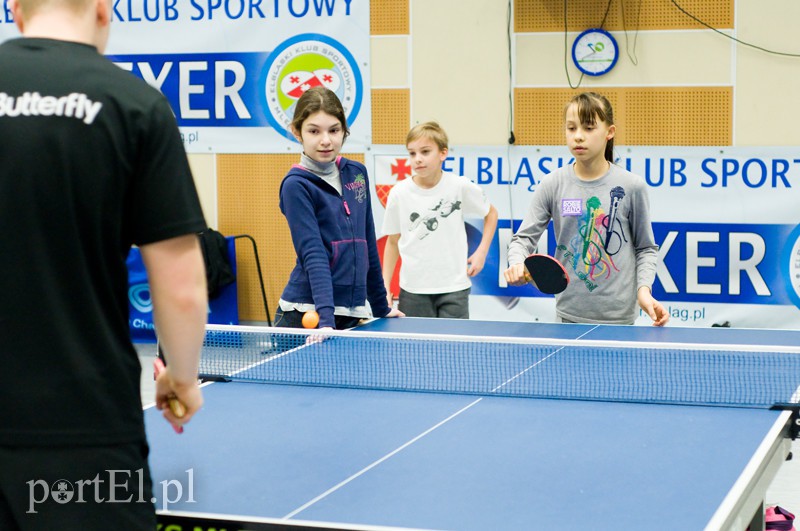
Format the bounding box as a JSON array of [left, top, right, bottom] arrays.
[[505, 92, 668, 326]]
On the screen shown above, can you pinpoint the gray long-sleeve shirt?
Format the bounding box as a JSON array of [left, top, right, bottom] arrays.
[[508, 163, 658, 324]]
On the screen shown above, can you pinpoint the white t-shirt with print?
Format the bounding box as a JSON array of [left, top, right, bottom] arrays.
[[382, 172, 491, 294]]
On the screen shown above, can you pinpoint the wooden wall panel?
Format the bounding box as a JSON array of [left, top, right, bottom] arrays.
[[515, 0, 733, 33], [217, 154, 295, 323], [514, 87, 732, 146], [623, 87, 732, 146], [371, 0, 409, 35], [372, 89, 410, 144], [514, 88, 580, 145]]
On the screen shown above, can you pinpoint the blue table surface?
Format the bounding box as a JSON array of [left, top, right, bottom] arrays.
[[357, 316, 800, 346], [146, 319, 795, 530]]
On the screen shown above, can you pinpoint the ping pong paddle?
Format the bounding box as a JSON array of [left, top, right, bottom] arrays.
[[523, 254, 569, 294], [153, 357, 186, 434]]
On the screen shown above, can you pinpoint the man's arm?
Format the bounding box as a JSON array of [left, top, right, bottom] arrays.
[[140, 234, 207, 424]]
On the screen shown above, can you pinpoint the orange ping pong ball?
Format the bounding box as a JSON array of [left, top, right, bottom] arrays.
[[302, 310, 319, 329]]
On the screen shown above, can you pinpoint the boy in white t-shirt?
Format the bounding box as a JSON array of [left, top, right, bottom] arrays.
[[382, 122, 498, 318]]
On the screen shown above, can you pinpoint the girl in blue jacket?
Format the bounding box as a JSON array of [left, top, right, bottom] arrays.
[[277, 87, 404, 329]]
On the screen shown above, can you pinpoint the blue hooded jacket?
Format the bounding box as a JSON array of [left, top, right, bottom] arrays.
[[279, 157, 391, 328]]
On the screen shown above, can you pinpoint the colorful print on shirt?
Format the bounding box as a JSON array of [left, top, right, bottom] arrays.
[[559, 186, 627, 291], [345, 173, 368, 203]]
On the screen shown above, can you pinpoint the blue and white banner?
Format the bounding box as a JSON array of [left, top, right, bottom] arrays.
[[0, 0, 370, 153], [127, 240, 239, 342], [369, 146, 800, 328]]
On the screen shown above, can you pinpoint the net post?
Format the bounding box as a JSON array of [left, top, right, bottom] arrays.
[[770, 403, 800, 440]]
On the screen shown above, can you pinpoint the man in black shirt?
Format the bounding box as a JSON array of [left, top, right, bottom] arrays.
[[0, 0, 208, 529]]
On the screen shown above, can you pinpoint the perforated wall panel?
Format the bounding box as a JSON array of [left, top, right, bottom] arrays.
[[514, 87, 732, 146], [515, 0, 733, 33], [372, 89, 411, 144], [371, 0, 409, 35]]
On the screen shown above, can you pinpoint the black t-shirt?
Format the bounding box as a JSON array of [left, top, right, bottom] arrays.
[[0, 38, 206, 446]]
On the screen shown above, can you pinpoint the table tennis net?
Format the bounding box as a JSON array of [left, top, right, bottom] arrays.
[[197, 325, 800, 409]]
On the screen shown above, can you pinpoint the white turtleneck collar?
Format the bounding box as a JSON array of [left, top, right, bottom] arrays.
[[300, 153, 341, 194]]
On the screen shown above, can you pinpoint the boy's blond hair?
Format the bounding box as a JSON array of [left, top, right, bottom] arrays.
[[406, 121, 449, 151]]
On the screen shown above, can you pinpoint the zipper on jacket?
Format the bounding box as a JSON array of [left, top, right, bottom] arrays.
[[342, 197, 358, 303]]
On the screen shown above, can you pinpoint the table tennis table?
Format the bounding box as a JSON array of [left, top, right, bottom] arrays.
[[145, 318, 800, 531]]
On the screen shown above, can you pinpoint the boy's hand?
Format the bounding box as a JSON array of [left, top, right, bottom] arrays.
[[467, 250, 487, 277], [637, 286, 669, 326]]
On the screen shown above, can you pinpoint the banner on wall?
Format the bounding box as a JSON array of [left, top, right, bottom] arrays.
[[368, 146, 800, 329], [0, 0, 371, 153], [127, 239, 239, 342]]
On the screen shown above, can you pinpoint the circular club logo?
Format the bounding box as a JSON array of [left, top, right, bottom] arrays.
[[784, 224, 800, 309], [261, 34, 363, 140]]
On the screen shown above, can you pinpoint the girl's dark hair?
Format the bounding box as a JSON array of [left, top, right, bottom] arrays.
[[566, 92, 615, 163], [290, 87, 350, 139]]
